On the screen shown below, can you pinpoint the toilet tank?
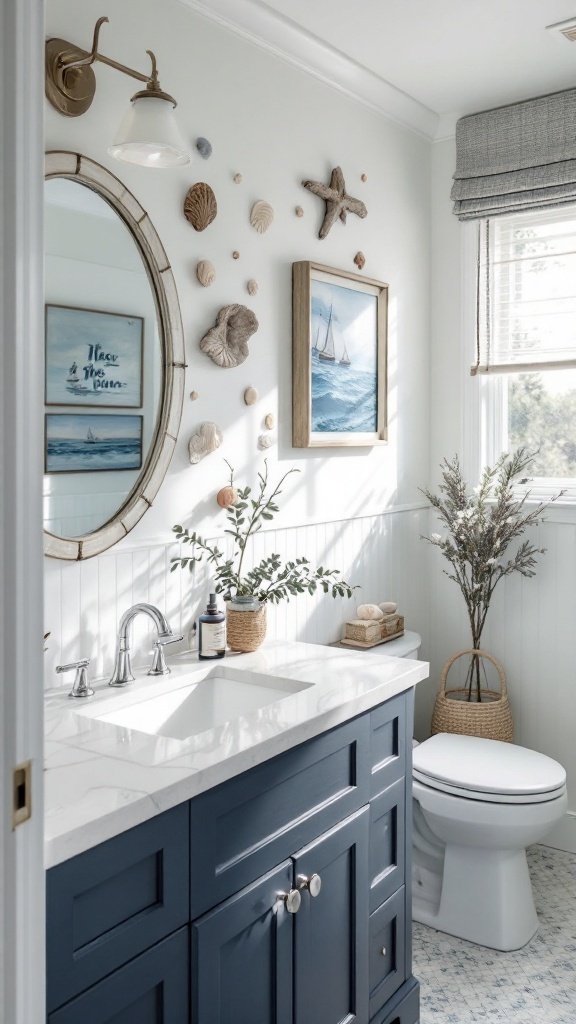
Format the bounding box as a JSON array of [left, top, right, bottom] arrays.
[[379, 630, 421, 659]]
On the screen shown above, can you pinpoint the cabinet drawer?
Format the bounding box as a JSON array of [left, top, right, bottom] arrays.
[[369, 887, 406, 1019], [370, 693, 408, 798], [47, 804, 190, 1012], [48, 926, 189, 1024], [370, 778, 405, 913], [190, 715, 370, 917]]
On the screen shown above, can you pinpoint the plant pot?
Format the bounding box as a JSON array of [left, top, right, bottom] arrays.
[[226, 600, 267, 653], [431, 648, 513, 742]]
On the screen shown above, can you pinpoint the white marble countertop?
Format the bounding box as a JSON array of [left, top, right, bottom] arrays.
[[44, 639, 429, 869]]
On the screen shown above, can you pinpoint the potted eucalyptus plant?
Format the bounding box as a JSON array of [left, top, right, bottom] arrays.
[[172, 461, 356, 651], [422, 448, 558, 737]]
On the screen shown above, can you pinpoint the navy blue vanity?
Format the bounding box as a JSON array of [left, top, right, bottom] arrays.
[[46, 689, 419, 1024]]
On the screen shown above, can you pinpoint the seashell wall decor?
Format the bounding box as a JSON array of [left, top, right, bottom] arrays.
[[250, 200, 274, 234], [247, 279, 258, 296], [190, 390, 199, 401], [217, 486, 238, 508], [244, 386, 258, 405], [361, 173, 367, 182], [196, 259, 216, 287], [295, 206, 304, 217], [200, 304, 259, 368], [196, 137, 212, 159], [264, 413, 275, 430], [354, 251, 366, 270], [233, 172, 243, 183], [232, 250, 240, 260], [184, 182, 217, 232], [188, 422, 223, 464], [258, 434, 273, 450]]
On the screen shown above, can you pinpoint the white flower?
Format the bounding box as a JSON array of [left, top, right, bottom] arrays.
[[486, 557, 496, 565], [430, 533, 442, 543]]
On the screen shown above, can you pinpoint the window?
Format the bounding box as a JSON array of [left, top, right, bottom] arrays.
[[475, 204, 576, 495]]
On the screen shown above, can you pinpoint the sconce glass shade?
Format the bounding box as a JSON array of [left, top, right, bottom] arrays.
[[109, 94, 191, 167]]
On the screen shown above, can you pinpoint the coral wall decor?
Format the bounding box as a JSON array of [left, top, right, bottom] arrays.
[[200, 304, 259, 368], [302, 166, 367, 239], [184, 182, 217, 232], [188, 422, 223, 464]]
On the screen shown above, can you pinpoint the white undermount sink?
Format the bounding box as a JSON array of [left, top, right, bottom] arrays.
[[75, 665, 312, 741]]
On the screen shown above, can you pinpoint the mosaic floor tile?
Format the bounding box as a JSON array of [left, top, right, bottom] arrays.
[[413, 845, 576, 1023]]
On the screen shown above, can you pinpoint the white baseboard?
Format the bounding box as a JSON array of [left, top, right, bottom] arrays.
[[541, 812, 576, 855]]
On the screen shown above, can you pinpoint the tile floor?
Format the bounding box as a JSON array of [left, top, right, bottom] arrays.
[[413, 845, 576, 1023]]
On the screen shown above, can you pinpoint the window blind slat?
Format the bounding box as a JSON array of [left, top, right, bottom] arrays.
[[473, 207, 576, 374]]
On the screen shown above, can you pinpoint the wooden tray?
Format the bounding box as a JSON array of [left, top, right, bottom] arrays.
[[336, 630, 405, 650]]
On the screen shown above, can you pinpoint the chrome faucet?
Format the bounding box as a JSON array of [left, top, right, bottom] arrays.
[[109, 603, 183, 687]]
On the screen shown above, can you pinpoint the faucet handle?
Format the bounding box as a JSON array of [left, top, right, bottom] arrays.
[[149, 634, 184, 676], [56, 658, 95, 699]]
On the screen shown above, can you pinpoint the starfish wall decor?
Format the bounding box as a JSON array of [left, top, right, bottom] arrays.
[[302, 166, 367, 239]]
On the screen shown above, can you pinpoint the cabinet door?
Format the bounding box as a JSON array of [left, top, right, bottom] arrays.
[[47, 927, 189, 1024], [293, 807, 369, 1024], [192, 860, 294, 1024]]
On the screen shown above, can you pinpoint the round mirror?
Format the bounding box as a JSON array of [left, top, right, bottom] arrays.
[[43, 152, 185, 559]]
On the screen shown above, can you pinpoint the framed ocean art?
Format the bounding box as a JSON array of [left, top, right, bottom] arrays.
[[45, 304, 143, 408], [292, 262, 388, 447], [45, 413, 143, 474]]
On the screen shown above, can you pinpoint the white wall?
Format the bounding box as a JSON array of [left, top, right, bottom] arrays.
[[44, 0, 432, 682], [430, 137, 576, 853]]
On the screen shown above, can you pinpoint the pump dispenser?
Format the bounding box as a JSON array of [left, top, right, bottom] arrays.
[[198, 592, 226, 660]]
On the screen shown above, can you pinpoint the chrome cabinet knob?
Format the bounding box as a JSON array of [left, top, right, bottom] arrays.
[[380, 946, 387, 957], [278, 888, 301, 914], [298, 873, 322, 897]]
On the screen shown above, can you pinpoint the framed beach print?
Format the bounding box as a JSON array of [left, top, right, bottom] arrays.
[[292, 262, 388, 447], [45, 304, 144, 408], [45, 413, 143, 474]]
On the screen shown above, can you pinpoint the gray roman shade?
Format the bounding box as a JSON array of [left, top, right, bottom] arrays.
[[451, 88, 576, 220]]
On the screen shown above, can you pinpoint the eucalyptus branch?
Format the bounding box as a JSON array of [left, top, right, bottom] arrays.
[[171, 460, 357, 606]]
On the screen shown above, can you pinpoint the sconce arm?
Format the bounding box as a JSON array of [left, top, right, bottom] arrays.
[[58, 16, 157, 88]]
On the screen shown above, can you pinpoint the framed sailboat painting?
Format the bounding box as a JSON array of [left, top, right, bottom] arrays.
[[292, 262, 388, 447]]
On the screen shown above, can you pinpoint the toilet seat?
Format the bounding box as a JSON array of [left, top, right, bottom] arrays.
[[413, 733, 566, 804]]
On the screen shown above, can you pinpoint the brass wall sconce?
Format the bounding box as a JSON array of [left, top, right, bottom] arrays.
[[45, 16, 191, 168]]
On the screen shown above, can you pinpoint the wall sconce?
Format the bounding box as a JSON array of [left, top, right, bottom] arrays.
[[45, 16, 191, 168]]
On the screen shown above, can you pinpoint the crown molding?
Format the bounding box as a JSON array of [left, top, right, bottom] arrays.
[[175, 0, 440, 141], [433, 111, 458, 143]]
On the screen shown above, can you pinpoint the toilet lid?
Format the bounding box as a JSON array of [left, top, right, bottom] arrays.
[[413, 733, 566, 799]]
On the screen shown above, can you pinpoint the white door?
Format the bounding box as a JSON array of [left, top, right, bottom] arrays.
[[0, 1, 46, 1022]]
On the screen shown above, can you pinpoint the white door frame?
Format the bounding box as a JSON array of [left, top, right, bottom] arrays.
[[0, 2, 46, 1022]]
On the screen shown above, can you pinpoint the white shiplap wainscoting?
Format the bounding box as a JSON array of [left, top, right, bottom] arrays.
[[43, 504, 430, 691], [426, 514, 576, 855]]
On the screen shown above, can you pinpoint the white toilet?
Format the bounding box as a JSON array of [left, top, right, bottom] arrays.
[[412, 733, 567, 951], [379, 633, 567, 952]]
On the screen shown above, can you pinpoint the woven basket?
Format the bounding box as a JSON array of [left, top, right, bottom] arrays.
[[431, 649, 513, 743], [226, 604, 267, 653]]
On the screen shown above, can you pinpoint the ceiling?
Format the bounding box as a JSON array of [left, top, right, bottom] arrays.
[[185, 0, 576, 137]]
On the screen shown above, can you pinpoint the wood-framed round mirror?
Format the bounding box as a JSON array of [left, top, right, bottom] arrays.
[[43, 151, 185, 559]]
